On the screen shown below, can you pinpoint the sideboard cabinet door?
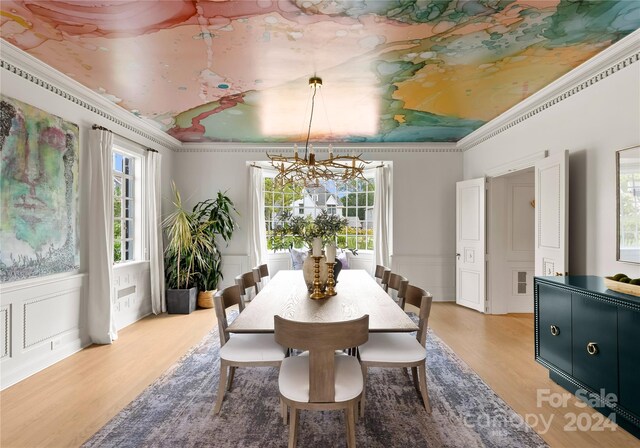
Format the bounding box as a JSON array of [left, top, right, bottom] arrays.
[[538, 283, 572, 373], [619, 308, 640, 417], [572, 293, 618, 395]]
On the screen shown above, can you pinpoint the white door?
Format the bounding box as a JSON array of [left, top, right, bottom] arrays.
[[456, 178, 486, 312], [535, 150, 569, 276]]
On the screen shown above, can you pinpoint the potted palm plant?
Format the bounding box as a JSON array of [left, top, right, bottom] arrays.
[[163, 183, 237, 313]]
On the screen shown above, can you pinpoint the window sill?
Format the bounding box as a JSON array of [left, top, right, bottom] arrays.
[[112, 260, 149, 271]]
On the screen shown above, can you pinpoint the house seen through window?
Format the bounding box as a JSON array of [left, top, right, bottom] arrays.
[[264, 174, 375, 251]]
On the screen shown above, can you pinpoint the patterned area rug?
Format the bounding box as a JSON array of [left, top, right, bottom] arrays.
[[84, 315, 547, 448]]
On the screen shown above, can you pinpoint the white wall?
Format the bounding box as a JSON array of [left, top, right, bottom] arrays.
[[172, 149, 462, 301], [464, 60, 640, 278], [0, 62, 176, 389]]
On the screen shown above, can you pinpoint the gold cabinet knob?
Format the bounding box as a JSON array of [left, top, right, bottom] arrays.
[[587, 342, 599, 355], [550, 325, 560, 336]]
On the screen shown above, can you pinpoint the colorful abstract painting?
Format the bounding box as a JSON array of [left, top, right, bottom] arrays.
[[0, 95, 80, 282], [1, 1, 639, 143]]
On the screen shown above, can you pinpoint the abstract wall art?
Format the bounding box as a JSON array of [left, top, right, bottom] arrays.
[[0, 95, 80, 282]]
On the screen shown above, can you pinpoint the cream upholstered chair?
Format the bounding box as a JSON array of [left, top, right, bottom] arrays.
[[358, 285, 433, 416], [385, 272, 408, 308], [274, 315, 369, 448], [213, 285, 287, 414], [235, 271, 260, 304], [253, 264, 270, 291], [374, 265, 391, 288]]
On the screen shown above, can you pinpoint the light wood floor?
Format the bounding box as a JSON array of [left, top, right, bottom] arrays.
[[1, 303, 639, 448]]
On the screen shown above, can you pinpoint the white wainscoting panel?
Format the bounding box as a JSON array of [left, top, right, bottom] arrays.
[[0, 273, 88, 390], [112, 261, 152, 330], [1, 305, 9, 359], [392, 255, 456, 302], [219, 255, 249, 289], [267, 252, 292, 277]]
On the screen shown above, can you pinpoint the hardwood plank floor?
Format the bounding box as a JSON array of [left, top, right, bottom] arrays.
[[1, 303, 638, 447]]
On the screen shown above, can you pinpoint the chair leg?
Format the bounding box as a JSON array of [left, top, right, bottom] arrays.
[[360, 364, 368, 418], [281, 398, 288, 424], [288, 407, 299, 448], [214, 361, 228, 414], [227, 366, 236, 391], [411, 367, 420, 393], [418, 364, 431, 413], [346, 404, 356, 448]]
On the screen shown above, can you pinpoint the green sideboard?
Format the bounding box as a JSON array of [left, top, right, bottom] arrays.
[[534, 276, 640, 438]]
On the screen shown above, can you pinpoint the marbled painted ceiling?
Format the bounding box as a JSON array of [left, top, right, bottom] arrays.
[[1, 1, 638, 143]]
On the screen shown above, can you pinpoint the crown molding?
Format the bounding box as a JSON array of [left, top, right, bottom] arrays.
[[0, 41, 182, 152], [179, 142, 459, 153], [458, 29, 640, 152]]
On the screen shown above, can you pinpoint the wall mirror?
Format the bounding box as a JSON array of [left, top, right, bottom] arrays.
[[617, 145, 640, 263]]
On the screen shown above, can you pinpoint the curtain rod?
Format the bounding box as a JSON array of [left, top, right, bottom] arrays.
[[92, 124, 111, 132], [92, 123, 159, 153]]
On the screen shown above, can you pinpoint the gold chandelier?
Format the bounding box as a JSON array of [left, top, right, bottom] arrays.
[[267, 77, 369, 186]]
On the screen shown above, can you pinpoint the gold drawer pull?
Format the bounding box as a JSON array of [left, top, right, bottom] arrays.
[[587, 342, 599, 356], [550, 325, 560, 336]]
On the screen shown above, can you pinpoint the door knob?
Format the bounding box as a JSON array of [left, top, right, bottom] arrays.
[[587, 342, 599, 355], [550, 325, 560, 336], [456, 253, 461, 259]]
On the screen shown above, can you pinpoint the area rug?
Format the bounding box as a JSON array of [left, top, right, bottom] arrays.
[[84, 316, 547, 448]]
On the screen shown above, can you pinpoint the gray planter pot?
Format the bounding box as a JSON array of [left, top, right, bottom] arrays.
[[167, 287, 197, 314]]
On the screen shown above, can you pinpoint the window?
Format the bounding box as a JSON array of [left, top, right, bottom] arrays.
[[113, 148, 143, 263], [264, 174, 375, 251]]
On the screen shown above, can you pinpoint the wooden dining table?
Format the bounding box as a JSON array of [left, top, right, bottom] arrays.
[[226, 269, 418, 333]]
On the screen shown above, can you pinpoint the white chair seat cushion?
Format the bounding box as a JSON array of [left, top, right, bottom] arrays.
[[279, 355, 363, 403], [220, 334, 287, 363], [359, 333, 426, 364]]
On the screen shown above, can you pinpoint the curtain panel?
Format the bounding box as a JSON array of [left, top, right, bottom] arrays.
[[248, 166, 268, 272], [147, 150, 166, 314], [87, 128, 117, 344], [373, 165, 392, 271]]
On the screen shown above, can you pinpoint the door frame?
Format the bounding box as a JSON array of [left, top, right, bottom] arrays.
[[485, 151, 547, 314]]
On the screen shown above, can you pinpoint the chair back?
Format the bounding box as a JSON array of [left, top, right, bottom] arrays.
[[386, 273, 408, 306], [235, 271, 260, 301], [403, 284, 433, 347], [274, 315, 369, 403], [374, 265, 391, 286], [252, 264, 270, 291], [214, 285, 244, 346]]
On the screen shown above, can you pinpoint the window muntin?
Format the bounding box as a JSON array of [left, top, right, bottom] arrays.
[[264, 175, 375, 251]]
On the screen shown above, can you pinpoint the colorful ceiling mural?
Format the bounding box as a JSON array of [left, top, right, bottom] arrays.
[[1, 1, 638, 143]]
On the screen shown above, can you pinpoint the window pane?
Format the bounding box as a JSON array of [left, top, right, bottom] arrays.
[[123, 157, 132, 175], [124, 219, 133, 238], [124, 199, 133, 218], [125, 240, 134, 260], [113, 153, 123, 172], [124, 178, 133, 198], [114, 198, 122, 218]]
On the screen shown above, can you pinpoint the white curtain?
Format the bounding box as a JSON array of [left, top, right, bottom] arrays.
[[87, 128, 117, 344], [248, 165, 268, 271], [373, 164, 392, 272], [147, 150, 166, 314]]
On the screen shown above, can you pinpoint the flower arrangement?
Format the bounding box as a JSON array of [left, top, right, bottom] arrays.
[[270, 210, 347, 250]]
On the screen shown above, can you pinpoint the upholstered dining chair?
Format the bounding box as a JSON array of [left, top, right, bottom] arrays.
[[385, 273, 409, 308], [358, 285, 433, 416], [274, 315, 369, 448], [374, 265, 391, 288], [235, 271, 260, 304], [213, 285, 287, 414], [253, 264, 270, 291]]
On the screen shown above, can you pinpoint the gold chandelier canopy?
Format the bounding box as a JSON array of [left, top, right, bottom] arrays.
[[267, 77, 369, 186]]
